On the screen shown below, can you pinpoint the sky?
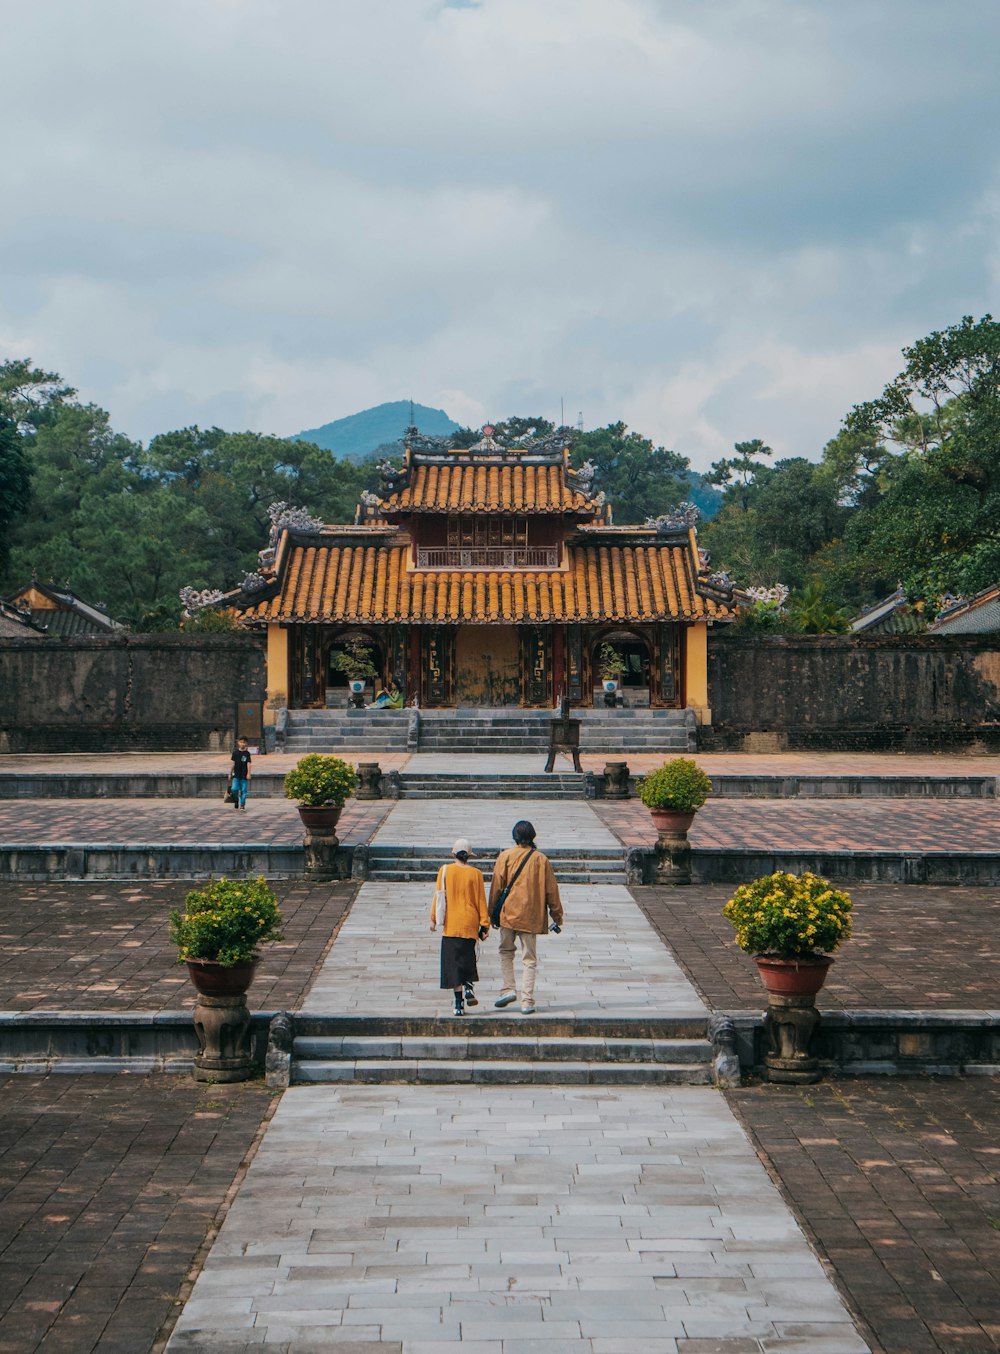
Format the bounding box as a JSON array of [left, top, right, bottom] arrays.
[[3, 0, 999, 471]]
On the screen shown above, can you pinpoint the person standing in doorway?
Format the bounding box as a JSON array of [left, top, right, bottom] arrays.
[[490, 820, 563, 1015], [430, 838, 490, 1016], [230, 736, 252, 812]]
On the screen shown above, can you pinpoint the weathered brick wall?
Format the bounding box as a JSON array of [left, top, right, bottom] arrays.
[[704, 633, 1000, 751], [0, 634, 266, 752]]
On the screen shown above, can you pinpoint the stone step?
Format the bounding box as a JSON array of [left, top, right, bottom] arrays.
[[293, 1034, 713, 1063], [367, 870, 629, 884], [291, 1058, 712, 1085]]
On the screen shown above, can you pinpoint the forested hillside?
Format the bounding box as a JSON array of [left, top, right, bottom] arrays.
[[2, 314, 997, 630]]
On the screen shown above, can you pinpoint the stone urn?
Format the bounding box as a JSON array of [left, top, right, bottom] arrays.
[[297, 804, 343, 833], [186, 958, 258, 1084], [754, 955, 833, 1085]]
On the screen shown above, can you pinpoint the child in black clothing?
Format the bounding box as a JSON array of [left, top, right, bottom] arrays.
[[230, 737, 252, 811]]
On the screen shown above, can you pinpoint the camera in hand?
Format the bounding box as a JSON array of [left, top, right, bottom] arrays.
[[549, 923, 561, 934]]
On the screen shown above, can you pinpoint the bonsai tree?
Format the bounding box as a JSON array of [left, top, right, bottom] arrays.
[[722, 871, 853, 960], [597, 642, 627, 683], [329, 635, 379, 684], [283, 754, 358, 808], [638, 758, 713, 813], [169, 876, 284, 968]]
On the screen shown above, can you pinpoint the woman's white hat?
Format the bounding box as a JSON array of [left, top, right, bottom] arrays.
[[451, 837, 475, 857]]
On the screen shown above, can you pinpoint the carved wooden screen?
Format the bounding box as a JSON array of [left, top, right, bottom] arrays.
[[519, 626, 552, 707], [655, 623, 682, 707], [566, 625, 584, 703], [421, 627, 455, 706], [389, 626, 408, 696]]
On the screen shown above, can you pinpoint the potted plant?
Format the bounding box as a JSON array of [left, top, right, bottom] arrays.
[[597, 641, 626, 693], [330, 635, 380, 705], [722, 870, 853, 996], [638, 757, 713, 834], [284, 753, 358, 832], [169, 876, 284, 996]]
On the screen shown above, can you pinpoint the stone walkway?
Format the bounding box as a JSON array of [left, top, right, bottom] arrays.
[[370, 800, 620, 851], [163, 794, 868, 1351], [167, 1084, 867, 1353], [303, 882, 704, 1018]]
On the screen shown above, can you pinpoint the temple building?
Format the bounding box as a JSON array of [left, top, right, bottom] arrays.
[[221, 427, 735, 720]]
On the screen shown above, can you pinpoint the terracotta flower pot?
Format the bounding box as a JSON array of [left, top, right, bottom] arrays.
[[753, 955, 833, 997], [649, 808, 696, 835], [297, 804, 343, 833], [185, 957, 258, 997]]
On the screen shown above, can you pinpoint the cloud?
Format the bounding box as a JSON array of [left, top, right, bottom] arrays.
[[1, 0, 998, 468]]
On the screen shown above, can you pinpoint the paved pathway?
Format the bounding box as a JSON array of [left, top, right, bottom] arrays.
[[370, 800, 620, 851], [304, 882, 705, 1018], [167, 1085, 867, 1353], [164, 794, 868, 1351]]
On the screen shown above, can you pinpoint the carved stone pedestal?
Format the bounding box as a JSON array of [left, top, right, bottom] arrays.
[[304, 830, 346, 881], [356, 762, 383, 799], [192, 992, 253, 1083], [764, 993, 822, 1083], [603, 761, 630, 798], [653, 829, 691, 885]]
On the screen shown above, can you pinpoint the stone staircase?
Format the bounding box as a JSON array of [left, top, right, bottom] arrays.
[[289, 1016, 713, 1086], [399, 772, 585, 799], [284, 707, 694, 754], [362, 843, 627, 884], [285, 709, 411, 752]]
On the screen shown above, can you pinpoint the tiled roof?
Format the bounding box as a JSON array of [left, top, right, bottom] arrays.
[[378, 463, 597, 515], [237, 537, 731, 624], [927, 584, 1000, 634]]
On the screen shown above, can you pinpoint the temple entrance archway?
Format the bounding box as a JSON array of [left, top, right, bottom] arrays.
[[591, 628, 652, 704], [455, 626, 520, 706]]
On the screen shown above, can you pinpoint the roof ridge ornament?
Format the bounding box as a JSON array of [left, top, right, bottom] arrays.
[[266, 501, 323, 545], [645, 502, 700, 531]]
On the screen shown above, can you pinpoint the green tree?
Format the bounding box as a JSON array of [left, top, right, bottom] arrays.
[[843, 314, 1000, 604], [572, 422, 690, 523], [706, 438, 774, 509], [0, 358, 75, 433], [0, 416, 32, 575]]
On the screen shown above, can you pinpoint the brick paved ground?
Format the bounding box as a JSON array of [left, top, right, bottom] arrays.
[[0, 1075, 273, 1354], [731, 1078, 1000, 1354], [0, 798, 391, 845], [0, 881, 357, 1012], [0, 753, 412, 775], [634, 883, 1000, 1010], [582, 751, 1000, 776], [596, 797, 1000, 852]]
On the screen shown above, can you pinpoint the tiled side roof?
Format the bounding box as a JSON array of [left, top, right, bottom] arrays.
[[379, 463, 596, 514], [238, 540, 731, 624], [928, 585, 1000, 634]]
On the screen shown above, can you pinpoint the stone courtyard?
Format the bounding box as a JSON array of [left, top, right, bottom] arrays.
[[1, 748, 999, 1352]]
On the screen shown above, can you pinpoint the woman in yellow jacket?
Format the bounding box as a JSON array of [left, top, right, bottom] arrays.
[[430, 837, 490, 1016]]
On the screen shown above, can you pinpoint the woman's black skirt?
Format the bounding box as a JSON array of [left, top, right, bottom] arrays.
[[440, 936, 479, 989]]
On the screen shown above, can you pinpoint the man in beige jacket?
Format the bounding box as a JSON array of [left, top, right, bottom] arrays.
[[489, 820, 563, 1015]]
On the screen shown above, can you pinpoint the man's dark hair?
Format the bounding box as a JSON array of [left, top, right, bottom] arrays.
[[512, 820, 536, 845]]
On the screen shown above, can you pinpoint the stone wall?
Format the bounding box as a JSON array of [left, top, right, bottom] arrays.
[[704, 633, 1000, 751], [0, 634, 266, 752]]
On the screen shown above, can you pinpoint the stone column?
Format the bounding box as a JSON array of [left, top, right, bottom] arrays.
[[356, 762, 382, 799], [192, 993, 253, 1083], [763, 994, 822, 1084], [653, 825, 691, 885], [303, 827, 347, 881], [602, 761, 630, 798]]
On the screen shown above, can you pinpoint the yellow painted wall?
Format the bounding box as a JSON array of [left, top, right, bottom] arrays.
[[685, 622, 711, 724], [265, 624, 289, 722]]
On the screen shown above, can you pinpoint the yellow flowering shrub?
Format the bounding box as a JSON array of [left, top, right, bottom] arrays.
[[722, 871, 852, 958], [169, 876, 283, 967]]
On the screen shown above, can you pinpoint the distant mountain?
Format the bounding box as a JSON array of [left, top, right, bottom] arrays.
[[291, 401, 460, 461]]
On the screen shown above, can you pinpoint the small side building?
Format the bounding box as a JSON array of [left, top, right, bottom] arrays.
[[927, 584, 1000, 635], [6, 578, 123, 637]]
